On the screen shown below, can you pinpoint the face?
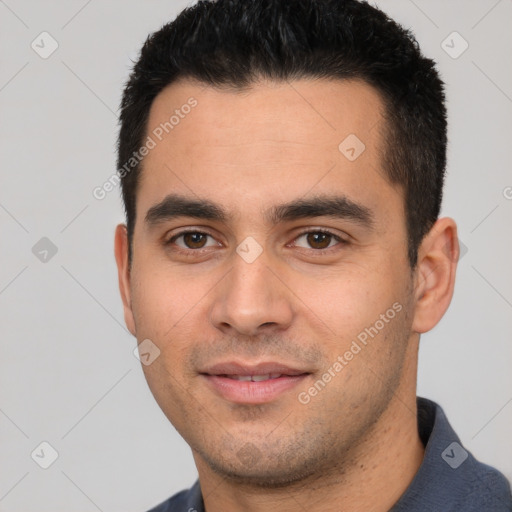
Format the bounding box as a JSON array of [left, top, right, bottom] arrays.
[[118, 78, 421, 486]]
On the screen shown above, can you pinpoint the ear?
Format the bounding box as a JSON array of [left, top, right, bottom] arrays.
[[114, 224, 136, 336], [412, 217, 459, 334]]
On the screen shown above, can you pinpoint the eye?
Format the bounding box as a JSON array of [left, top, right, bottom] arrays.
[[167, 230, 219, 250], [292, 230, 345, 251]]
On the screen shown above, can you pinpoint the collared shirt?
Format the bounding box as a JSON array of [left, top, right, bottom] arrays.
[[147, 397, 512, 511]]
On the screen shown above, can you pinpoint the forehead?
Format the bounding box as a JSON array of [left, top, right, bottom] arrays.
[[137, 78, 400, 225]]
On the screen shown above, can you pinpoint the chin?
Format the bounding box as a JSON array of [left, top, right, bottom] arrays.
[[209, 461, 318, 489], [195, 440, 326, 489]]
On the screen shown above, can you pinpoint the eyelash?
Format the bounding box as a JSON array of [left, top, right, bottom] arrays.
[[164, 228, 348, 257]]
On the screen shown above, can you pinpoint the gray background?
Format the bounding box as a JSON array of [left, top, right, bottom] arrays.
[[1, 0, 511, 510]]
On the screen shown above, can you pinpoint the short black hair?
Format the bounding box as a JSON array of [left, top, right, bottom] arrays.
[[117, 0, 447, 268]]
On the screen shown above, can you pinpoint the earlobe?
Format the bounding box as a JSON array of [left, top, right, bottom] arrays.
[[114, 224, 136, 336], [412, 217, 459, 334]]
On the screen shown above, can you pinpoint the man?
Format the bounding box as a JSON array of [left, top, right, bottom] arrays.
[[113, 0, 512, 510]]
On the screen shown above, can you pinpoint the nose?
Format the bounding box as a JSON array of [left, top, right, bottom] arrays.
[[209, 248, 294, 337]]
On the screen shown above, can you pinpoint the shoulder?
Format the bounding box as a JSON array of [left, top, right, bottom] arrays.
[[455, 460, 512, 511], [146, 480, 203, 512], [391, 398, 512, 511]]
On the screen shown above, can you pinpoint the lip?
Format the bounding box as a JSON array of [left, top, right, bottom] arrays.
[[200, 361, 311, 404], [202, 361, 308, 377]]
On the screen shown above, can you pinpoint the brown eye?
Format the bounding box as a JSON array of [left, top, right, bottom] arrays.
[[294, 230, 341, 251], [305, 232, 332, 249], [182, 232, 208, 249], [167, 231, 217, 250]]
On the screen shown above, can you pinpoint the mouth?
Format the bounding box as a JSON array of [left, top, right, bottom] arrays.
[[219, 373, 291, 381], [199, 361, 311, 404]]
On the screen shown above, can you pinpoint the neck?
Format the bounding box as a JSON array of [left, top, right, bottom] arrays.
[[195, 347, 424, 512]]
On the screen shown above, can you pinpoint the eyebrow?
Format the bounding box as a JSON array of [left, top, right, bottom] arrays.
[[145, 193, 374, 229]]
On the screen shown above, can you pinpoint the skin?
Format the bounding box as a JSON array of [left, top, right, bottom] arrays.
[[114, 78, 459, 512]]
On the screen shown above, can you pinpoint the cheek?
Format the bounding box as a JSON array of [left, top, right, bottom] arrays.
[[131, 267, 198, 424], [301, 267, 398, 339], [130, 264, 215, 400], [130, 261, 208, 340]]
